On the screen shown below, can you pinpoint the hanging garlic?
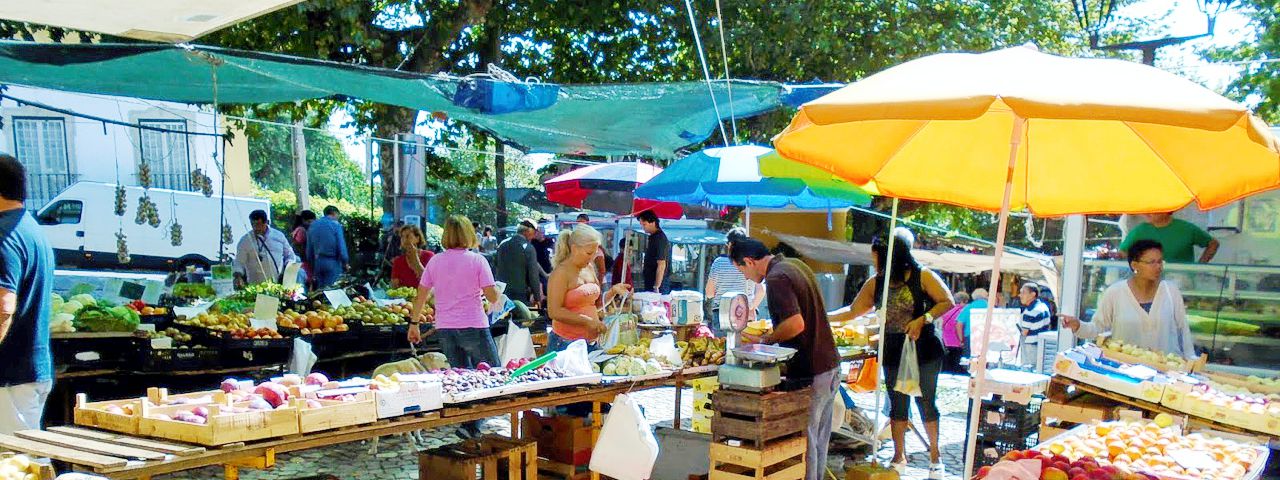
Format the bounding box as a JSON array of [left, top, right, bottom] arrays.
[[138, 161, 152, 189], [116, 230, 131, 264], [169, 222, 183, 246], [114, 185, 127, 216]]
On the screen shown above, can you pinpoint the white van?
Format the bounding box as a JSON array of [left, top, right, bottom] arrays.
[[36, 182, 270, 270]]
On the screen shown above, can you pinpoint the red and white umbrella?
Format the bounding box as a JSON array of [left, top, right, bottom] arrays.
[[544, 162, 683, 218]]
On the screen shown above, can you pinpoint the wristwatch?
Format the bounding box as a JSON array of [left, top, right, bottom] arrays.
[[924, 312, 934, 324]]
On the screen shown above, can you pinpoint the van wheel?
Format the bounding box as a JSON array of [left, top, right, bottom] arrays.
[[176, 256, 210, 271]]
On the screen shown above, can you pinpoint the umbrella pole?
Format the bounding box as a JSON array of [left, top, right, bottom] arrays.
[[962, 115, 1026, 479], [871, 197, 899, 461]]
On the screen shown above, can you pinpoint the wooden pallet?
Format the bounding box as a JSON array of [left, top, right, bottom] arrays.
[[709, 435, 806, 480], [419, 435, 538, 480]]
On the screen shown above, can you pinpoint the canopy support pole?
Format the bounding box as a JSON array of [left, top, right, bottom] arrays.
[[962, 114, 1025, 479], [871, 197, 900, 458]]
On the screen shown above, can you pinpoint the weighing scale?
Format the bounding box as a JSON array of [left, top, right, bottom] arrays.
[[716, 292, 797, 392]]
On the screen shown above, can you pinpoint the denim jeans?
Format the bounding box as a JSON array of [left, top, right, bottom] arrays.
[[806, 368, 840, 480], [435, 328, 499, 369], [546, 331, 599, 353]]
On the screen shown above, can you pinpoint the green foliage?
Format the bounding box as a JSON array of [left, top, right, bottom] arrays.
[[243, 119, 374, 209], [1204, 0, 1279, 123], [255, 187, 388, 255]]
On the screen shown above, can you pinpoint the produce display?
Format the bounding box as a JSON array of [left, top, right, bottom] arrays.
[[976, 449, 1157, 480], [126, 300, 169, 316], [330, 300, 416, 325], [1098, 337, 1194, 371], [171, 283, 216, 301], [434, 361, 570, 396], [230, 282, 300, 303], [276, 309, 349, 334], [831, 322, 871, 348], [742, 319, 772, 337], [677, 337, 726, 367], [386, 287, 417, 300], [177, 312, 250, 332], [144, 328, 194, 343], [73, 305, 141, 333], [0, 453, 47, 480], [1035, 418, 1264, 480]]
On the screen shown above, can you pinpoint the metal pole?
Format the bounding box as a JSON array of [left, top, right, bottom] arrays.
[[1058, 215, 1087, 347], [871, 197, 899, 457], [962, 114, 1026, 479]]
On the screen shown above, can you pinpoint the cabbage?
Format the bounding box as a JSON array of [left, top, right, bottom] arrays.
[[50, 293, 64, 304], [61, 300, 84, 315], [69, 294, 97, 307]]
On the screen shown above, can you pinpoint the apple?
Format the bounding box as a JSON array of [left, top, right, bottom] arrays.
[[1043, 467, 1069, 480], [305, 373, 329, 386]]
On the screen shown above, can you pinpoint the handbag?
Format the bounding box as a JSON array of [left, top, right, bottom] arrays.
[[600, 292, 637, 351]]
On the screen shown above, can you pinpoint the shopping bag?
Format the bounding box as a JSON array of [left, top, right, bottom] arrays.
[[589, 393, 659, 480], [288, 337, 317, 375], [550, 339, 594, 377], [497, 320, 537, 365], [894, 337, 922, 397], [847, 356, 880, 393]]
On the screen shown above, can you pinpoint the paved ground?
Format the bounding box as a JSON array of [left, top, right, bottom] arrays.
[[157, 374, 979, 480]]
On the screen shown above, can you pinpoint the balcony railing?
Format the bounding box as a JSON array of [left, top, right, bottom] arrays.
[[26, 173, 79, 211]]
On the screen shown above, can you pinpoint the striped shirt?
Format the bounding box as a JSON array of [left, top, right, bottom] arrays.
[[1018, 298, 1052, 335], [708, 256, 754, 300]]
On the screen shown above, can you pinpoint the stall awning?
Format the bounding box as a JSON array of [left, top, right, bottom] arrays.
[[771, 232, 1054, 276], [0, 41, 783, 158], [0, 1, 302, 43]]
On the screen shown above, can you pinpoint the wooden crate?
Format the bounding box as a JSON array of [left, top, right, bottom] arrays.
[[0, 452, 57, 480], [711, 388, 811, 419], [292, 391, 378, 433], [73, 393, 142, 435], [419, 435, 537, 480], [711, 414, 807, 448], [710, 435, 806, 480], [146, 387, 223, 406], [137, 397, 300, 446]]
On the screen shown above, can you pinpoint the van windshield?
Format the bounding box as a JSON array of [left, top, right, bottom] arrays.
[[38, 200, 83, 225]]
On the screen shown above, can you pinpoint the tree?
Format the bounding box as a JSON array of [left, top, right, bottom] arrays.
[[1204, 0, 1279, 123], [242, 118, 374, 211]]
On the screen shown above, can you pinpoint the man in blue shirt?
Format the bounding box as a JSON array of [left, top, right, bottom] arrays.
[[305, 206, 349, 289], [0, 154, 54, 433]]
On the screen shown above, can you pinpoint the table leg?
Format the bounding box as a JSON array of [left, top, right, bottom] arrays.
[[510, 411, 520, 439], [673, 376, 684, 430], [223, 464, 239, 480], [590, 401, 602, 480]]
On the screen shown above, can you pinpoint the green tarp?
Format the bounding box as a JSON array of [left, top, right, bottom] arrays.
[[0, 41, 783, 158]]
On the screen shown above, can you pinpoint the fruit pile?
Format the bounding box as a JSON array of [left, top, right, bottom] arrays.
[[0, 453, 46, 480], [229, 328, 284, 340], [177, 312, 250, 332], [1181, 378, 1280, 414], [976, 449, 1156, 480], [1097, 337, 1192, 371], [677, 337, 727, 367], [742, 320, 772, 337], [1035, 417, 1262, 480], [126, 301, 169, 316], [387, 287, 417, 300], [276, 309, 349, 334], [832, 323, 870, 347], [331, 301, 415, 325], [434, 362, 568, 396], [143, 328, 194, 343]]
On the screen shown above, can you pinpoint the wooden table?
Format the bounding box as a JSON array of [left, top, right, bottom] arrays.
[[7, 373, 711, 480]]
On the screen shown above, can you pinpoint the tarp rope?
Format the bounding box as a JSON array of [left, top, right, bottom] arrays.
[[714, 0, 738, 144], [682, 0, 730, 147]]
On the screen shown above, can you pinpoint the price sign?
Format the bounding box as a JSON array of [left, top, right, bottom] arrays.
[[323, 289, 352, 307], [251, 294, 280, 331], [281, 263, 303, 290]]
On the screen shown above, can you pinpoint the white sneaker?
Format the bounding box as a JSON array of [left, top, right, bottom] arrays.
[[890, 460, 907, 474], [928, 462, 945, 480]]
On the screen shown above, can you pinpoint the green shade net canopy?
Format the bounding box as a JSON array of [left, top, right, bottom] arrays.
[[0, 41, 784, 158]]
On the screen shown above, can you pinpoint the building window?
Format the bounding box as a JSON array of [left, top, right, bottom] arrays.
[[12, 117, 73, 209], [139, 119, 191, 191]]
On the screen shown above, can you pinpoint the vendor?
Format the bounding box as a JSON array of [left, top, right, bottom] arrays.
[[389, 225, 433, 289], [705, 228, 764, 328], [731, 237, 839, 480], [545, 224, 631, 352], [832, 229, 953, 478], [1061, 239, 1197, 359], [1120, 212, 1218, 263], [234, 209, 298, 286]]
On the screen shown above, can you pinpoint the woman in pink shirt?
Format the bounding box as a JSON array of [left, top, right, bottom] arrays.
[[408, 215, 500, 369]]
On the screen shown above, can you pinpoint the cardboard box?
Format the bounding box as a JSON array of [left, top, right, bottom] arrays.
[[1040, 395, 1113, 425], [690, 417, 711, 434], [1053, 352, 1167, 403], [1039, 424, 1069, 442], [520, 412, 593, 465], [970, 368, 1050, 405], [374, 382, 443, 419]]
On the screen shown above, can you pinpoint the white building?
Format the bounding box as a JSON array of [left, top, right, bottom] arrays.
[[0, 85, 252, 209]]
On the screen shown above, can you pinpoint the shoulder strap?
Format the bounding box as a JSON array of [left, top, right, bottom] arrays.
[[909, 268, 936, 317]]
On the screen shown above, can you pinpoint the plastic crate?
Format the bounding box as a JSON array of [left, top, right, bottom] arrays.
[[978, 398, 1041, 441]]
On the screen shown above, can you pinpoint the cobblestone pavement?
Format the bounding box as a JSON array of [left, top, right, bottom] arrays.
[[156, 375, 976, 480]]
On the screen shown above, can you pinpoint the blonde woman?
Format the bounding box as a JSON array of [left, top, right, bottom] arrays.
[[545, 224, 631, 351], [408, 215, 500, 369], [390, 225, 434, 289]]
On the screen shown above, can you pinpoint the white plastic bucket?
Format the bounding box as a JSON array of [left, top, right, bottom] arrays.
[[669, 290, 703, 326]]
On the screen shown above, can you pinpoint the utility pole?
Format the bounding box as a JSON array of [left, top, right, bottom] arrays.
[[292, 121, 311, 211]]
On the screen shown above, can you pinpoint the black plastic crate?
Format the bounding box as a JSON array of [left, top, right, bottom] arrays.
[[277, 327, 354, 357], [135, 345, 221, 372], [978, 398, 1041, 439], [973, 436, 1037, 468]]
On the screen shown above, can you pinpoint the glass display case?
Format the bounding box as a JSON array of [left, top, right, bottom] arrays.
[[1080, 260, 1280, 375]]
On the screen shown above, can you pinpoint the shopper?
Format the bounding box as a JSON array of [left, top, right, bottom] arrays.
[[234, 210, 298, 286], [494, 220, 543, 307], [291, 210, 317, 286], [1017, 282, 1053, 366], [479, 226, 499, 254], [408, 215, 499, 359], [390, 225, 434, 289], [545, 224, 632, 351], [835, 229, 953, 478], [1061, 240, 1196, 359], [637, 210, 671, 293], [305, 206, 349, 289], [939, 291, 970, 374], [705, 228, 764, 326], [731, 237, 839, 480], [530, 220, 554, 293], [1120, 212, 1218, 263], [0, 154, 55, 434], [953, 288, 989, 372]]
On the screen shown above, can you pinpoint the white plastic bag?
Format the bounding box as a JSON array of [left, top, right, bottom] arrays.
[[894, 337, 922, 397], [551, 339, 594, 377], [590, 393, 659, 480], [497, 320, 537, 365], [649, 334, 682, 366], [288, 337, 318, 375]]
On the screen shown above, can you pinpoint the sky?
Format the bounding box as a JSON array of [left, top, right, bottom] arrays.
[[330, 1, 1259, 176]]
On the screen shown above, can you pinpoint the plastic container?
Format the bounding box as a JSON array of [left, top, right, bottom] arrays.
[[633, 292, 668, 324], [669, 291, 703, 326]]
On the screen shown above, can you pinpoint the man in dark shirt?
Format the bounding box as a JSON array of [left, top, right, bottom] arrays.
[[528, 220, 554, 294], [731, 237, 838, 480], [495, 221, 543, 307], [0, 154, 54, 434], [637, 210, 671, 293]]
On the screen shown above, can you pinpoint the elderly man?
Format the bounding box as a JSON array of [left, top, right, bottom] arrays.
[[235, 210, 298, 286], [495, 220, 543, 307]]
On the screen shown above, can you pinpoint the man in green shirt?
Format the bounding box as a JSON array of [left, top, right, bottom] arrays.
[[1119, 212, 1219, 263]]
